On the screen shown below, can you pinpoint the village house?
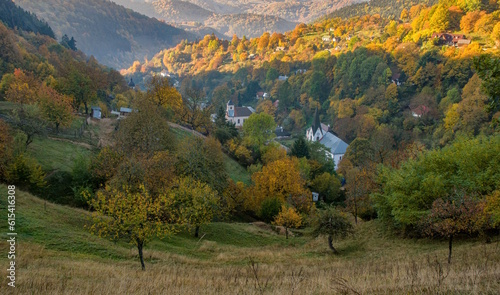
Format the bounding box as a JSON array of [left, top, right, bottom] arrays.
[[90, 106, 101, 119], [432, 32, 471, 47], [275, 46, 285, 52], [322, 35, 331, 43], [306, 110, 348, 170], [225, 100, 255, 127], [278, 75, 288, 81], [411, 105, 430, 118], [119, 107, 133, 117]]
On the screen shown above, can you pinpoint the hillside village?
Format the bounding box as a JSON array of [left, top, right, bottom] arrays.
[[0, 0, 499, 294]]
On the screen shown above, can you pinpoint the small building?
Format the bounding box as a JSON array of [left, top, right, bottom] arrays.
[[275, 46, 285, 52], [278, 75, 288, 81], [248, 54, 256, 60], [322, 35, 331, 43], [275, 126, 291, 139], [256, 91, 265, 99], [90, 106, 102, 119], [120, 107, 133, 117], [411, 105, 430, 118], [225, 100, 255, 127], [306, 109, 348, 170], [432, 32, 471, 47]]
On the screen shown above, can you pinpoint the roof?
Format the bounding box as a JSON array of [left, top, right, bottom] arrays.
[[320, 132, 349, 155], [91, 106, 101, 111], [227, 100, 234, 106], [120, 107, 132, 113], [234, 107, 253, 117], [128, 78, 135, 87], [312, 108, 322, 135], [412, 105, 430, 116]]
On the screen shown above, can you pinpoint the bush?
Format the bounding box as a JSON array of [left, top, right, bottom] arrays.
[[258, 197, 283, 222], [5, 154, 46, 193]]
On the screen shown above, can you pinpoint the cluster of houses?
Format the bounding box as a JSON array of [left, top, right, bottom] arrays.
[[431, 32, 471, 47]]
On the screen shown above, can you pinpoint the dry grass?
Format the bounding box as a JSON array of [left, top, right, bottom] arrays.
[[0, 234, 499, 294], [0, 185, 499, 294]]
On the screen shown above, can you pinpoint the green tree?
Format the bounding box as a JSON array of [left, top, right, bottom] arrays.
[[312, 207, 354, 254], [473, 55, 500, 115], [168, 177, 219, 238], [176, 136, 228, 193], [290, 136, 310, 159], [115, 98, 175, 157], [242, 112, 276, 148], [311, 172, 342, 204]]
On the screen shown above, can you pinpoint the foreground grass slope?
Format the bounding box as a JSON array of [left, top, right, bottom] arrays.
[[0, 185, 499, 294]]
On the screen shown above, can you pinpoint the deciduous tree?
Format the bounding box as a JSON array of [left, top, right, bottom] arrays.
[[273, 205, 302, 239], [312, 207, 354, 254]]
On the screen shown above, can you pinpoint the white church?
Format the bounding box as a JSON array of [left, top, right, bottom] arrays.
[[306, 109, 349, 169], [225, 100, 255, 127]]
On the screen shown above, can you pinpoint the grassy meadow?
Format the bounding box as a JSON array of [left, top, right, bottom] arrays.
[[0, 184, 499, 294]]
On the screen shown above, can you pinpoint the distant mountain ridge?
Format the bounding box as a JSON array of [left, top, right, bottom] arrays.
[[14, 0, 196, 69], [112, 0, 365, 38], [322, 0, 439, 20]]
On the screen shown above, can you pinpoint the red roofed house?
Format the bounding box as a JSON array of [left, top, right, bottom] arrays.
[[432, 32, 471, 47], [411, 105, 430, 118]]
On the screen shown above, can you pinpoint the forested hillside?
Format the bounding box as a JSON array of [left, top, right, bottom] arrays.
[[13, 0, 195, 69], [0, 0, 54, 38], [323, 0, 439, 20], [112, 0, 365, 38]]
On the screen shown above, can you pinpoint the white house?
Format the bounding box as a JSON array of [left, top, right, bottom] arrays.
[[225, 100, 255, 127], [306, 109, 348, 170], [322, 35, 331, 43], [278, 75, 288, 81]]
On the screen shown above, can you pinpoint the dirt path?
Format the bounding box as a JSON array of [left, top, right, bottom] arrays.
[[48, 137, 93, 149], [167, 122, 206, 138]]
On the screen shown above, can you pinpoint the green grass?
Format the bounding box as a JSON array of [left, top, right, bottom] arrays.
[[28, 137, 93, 172], [0, 184, 300, 261]]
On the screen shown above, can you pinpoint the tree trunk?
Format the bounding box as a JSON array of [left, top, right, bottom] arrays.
[[84, 101, 89, 115], [285, 227, 288, 239], [137, 239, 145, 271], [55, 123, 60, 134], [195, 225, 200, 238], [25, 134, 33, 148], [328, 235, 339, 254], [448, 235, 453, 264]]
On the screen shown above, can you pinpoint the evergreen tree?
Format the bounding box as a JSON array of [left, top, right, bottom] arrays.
[[290, 137, 310, 159]]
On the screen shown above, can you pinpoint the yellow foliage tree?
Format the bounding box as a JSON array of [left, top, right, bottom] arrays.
[[87, 184, 178, 270], [146, 75, 183, 113], [273, 205, 302, 239], [250, 157, 311, 214]]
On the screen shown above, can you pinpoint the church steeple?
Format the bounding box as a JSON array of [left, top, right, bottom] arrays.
[[312, 108, 321, 134]]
